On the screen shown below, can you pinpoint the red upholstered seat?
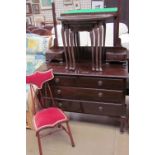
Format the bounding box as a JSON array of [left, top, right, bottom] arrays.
[[34, 107, 68, 131]]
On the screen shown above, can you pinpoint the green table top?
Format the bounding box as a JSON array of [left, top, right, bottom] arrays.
[[63, 8, 118, 14]]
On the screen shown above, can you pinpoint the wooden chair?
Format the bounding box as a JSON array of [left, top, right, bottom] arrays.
[[26, 69, 75, 155], [31, 28, 51, 36]]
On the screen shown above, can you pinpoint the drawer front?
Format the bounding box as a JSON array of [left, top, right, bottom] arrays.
[[77, 77, 125, 90], [55, 99, 81, 112], [52, 76, 77, 87], [52, 75, 125, 90], [53, 87, 125, 103], [82, 102, 126, 116]]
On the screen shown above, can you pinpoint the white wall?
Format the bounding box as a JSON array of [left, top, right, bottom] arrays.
[[41, 0, 91, 21]]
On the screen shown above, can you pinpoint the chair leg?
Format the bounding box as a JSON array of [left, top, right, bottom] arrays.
[[66, 122, 75, 147], [36, 132, 43, 155]]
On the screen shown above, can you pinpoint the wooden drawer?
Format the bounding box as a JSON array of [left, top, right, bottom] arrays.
[[77, 77, 125, 90], [52, 76, 77, 87], [53, 86, 125, 103], [82, 102, 126, 116], [52, 75, 125, 90], [55, 99, 81, 112]]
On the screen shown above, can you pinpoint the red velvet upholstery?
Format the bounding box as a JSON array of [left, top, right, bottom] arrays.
[[26, 69, 75, 153], [26, 69, 54, 89], [34, 107, 68, 131]]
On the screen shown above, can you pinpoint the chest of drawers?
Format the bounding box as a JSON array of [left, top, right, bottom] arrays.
[[37, 62, 128, 132]]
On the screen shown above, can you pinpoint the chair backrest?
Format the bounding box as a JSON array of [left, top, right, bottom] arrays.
[[26, 69, 54, 89], [31, 28, 51, 36], [26, 69, 55, 114]]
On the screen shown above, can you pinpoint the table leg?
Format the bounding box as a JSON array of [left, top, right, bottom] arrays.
[[74, 32, 79, 62], [66, 28, 72, 70], [70, 31, 76, 70], [103, 22, 106, 62], [94, 26, 99, 71], [120, 115, 127, 133], [99, 23, 103, 71], [62, 25, 69, 69], [90, 31, 95, 71], [76, 31, 80, 51], [114, 15, 119, 46]]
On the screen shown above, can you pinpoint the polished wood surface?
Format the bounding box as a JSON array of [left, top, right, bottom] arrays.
[[37, 1, 128, 132], [52, 2, 58, 48], [59, 8, 121, 71], [59, 9, 120, 47], [37, 62, 128, 78], [37, 62, 128, 132]]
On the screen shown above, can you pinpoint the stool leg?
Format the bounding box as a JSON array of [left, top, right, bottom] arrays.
[[66, 122, 75, 147], [36, 132, 43, 155]]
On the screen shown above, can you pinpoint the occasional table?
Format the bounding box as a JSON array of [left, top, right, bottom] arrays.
[[58, 8, 120, 71]]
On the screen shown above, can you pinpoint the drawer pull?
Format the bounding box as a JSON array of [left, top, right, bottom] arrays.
[[55, 78, 60, 83], [98, 92, 103, 97], [57, 89, 61, 95], [58, 102, 63, 107], [98, 80, 103, 86], [98, 106, 103, 111]]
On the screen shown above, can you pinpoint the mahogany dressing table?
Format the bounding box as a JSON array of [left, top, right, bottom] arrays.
[[37, 7, 128, 132], [37, 47, 128, 132]]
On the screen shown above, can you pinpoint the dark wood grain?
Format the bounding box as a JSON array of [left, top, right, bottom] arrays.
[[61, 25, 69, 69], [90, 31, 95, 70], [52, 75, 125, 90], [37, 62, 128, 78], [37, 61, 128, 132], [53, 86, 124, 103]]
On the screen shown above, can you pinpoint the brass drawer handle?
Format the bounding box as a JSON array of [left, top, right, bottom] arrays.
[[98, 80, 103, 86], [98, 106, 103, 111], [98, 92, 103, 97], [57, 89, 61, 95], [55, 78, 60, 83]]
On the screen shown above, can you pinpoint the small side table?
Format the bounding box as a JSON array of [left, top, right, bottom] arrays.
[[59, 8, 120, 71]]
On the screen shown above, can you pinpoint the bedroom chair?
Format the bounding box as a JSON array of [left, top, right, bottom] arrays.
[[26, 69, 75, 155]]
